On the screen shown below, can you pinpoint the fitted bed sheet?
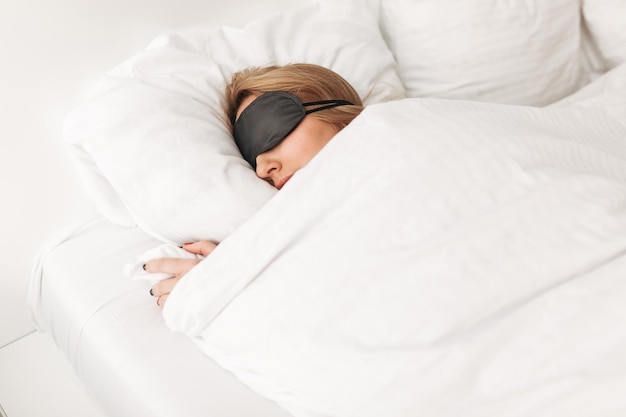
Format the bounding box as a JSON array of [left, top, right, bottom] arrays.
[[28, 217, 291, 417]]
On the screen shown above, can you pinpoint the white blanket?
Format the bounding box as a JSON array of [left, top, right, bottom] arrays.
[[162, 66, 626, 417]]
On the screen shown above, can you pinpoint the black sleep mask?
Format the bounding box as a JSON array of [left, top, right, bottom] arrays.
[[233, 91, 353, 170]]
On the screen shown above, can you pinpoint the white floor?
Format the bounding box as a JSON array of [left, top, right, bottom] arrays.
[[0, 331, 106, 417]]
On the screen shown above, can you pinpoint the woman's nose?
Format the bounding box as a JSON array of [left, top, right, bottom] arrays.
[[255, 156, 279, 184]]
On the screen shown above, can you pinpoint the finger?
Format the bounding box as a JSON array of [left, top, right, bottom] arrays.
[[144, 258, 200, 275], [183, 240, 218, 257], [151, 276, 181, 297], [156, 293, 169, 308]]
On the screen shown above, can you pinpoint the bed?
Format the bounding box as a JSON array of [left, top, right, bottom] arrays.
[[28, 217, 291, 417], [28, 0, 626, 416]]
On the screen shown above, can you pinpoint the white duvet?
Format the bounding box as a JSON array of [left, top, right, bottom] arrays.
[[161, 65, 626, 417]]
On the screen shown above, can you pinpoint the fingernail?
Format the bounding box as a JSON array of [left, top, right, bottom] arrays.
[[142, 263, 147, 271], [149, 288, 154, 296], [183, 242, 194, 245]]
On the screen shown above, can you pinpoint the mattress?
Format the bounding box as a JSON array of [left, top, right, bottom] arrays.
[[28, 217, 291, 417]]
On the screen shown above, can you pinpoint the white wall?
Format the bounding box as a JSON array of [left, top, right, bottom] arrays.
[[0, 0, 296, 348]]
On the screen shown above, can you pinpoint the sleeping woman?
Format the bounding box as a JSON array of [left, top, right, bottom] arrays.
[[147, 63, 364, 307]]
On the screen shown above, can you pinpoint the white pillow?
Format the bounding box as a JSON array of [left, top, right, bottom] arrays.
[[380, 0, 589, 106], [583, 0, 626, 69], [64, 0, 404, 244]]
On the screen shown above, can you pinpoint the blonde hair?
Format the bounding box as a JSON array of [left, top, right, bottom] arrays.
[[223, 63, 364, 133]]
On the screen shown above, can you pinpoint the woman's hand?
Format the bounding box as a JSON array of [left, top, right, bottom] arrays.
[[181, 240, 218, 257], [147, 240, 218, 308]]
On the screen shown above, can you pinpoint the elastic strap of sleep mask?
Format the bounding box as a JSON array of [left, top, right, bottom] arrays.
[[303, 99, 355, 114], [234, 91, 354, 170]]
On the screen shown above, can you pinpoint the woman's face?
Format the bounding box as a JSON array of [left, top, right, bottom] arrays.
[[236, 95, 338, 189]]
